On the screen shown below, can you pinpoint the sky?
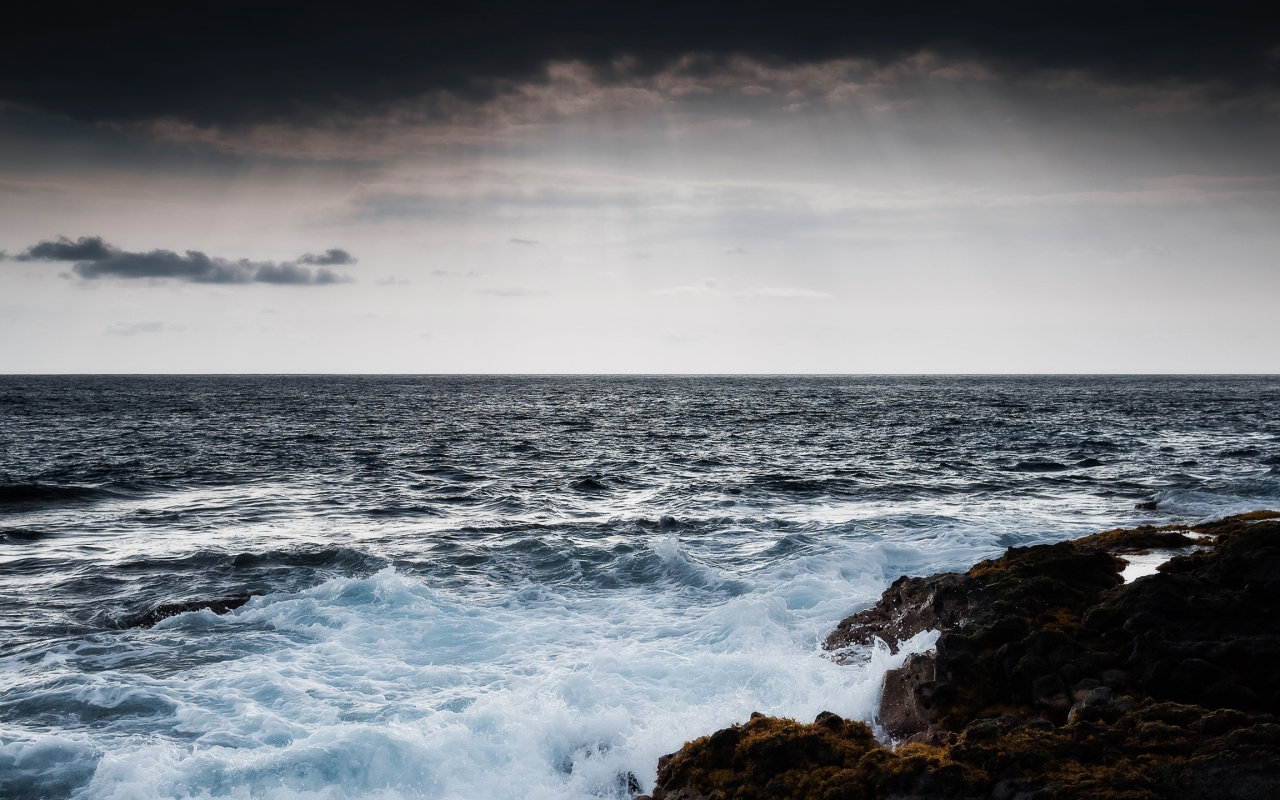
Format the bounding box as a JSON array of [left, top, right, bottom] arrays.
[[2, 2, 1279, 373]]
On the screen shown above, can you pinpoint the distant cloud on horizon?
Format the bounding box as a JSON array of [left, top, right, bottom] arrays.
[[15, 236, 356, 285]]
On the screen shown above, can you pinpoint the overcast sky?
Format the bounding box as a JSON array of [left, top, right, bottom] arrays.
[[2, 2, 1278, 373]]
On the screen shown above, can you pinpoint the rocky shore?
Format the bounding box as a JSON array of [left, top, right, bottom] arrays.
[[640, 511, 1280, 800]]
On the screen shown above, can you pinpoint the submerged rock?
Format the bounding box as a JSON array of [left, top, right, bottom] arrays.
[[129, 594, 254, 627], [645, 511, 1280, 800]]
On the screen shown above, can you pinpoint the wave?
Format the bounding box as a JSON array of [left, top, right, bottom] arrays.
[[1, 557, 929, 800], [1011, 459, 1069, 472], [0, 483, 116, 509], [0, 734, 100, 800], [0, 528, 55, 544]]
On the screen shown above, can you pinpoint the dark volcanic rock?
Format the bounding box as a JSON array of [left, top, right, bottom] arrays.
[[646, 512, 1280, 800], [641, 712, 984, 800], [130, 594, 254, 627], [826, 572, 975, 653], [879, 652, 942, 739]]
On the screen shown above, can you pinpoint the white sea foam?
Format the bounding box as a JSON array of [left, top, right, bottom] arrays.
[[1, 535, 958, 800], [7, 495, 1278, 799]]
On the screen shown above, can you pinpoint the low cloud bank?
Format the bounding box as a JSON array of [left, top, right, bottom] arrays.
[[15, 236, 355, 285]]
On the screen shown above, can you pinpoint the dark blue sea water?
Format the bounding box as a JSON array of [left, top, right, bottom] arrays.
[[1, 376, 1278, 799]]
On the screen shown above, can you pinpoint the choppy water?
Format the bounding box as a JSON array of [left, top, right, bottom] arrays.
[[1, 376, 1278, 799]]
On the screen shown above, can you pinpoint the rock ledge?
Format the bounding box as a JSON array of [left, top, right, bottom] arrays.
[[642, 512, 1280, 800]]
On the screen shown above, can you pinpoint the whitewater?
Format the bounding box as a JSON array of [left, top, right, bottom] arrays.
[[2, 376, 1277, 799]]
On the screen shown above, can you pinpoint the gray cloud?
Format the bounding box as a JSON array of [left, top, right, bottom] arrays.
[[297, 248, 355, 265], [19, 237, 113, 262], [15, 236, 355, 285], [508, 238, 540, 245]]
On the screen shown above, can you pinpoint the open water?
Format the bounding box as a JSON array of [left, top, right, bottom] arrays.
[[1, 376, 1278, 799]]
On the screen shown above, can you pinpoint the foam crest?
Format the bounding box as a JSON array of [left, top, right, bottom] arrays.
[[0, 734, 101, 799], [1154, 488, 1280, 520]]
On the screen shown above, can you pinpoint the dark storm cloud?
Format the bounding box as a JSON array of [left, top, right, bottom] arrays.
[[2, 2, 1277, 126], [16, 236, 355, 285]]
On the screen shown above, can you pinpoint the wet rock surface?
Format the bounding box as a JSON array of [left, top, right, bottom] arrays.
[[129, 594, 254, 627], [643, 512, 1280, 800], [826, 572, 974, 655]]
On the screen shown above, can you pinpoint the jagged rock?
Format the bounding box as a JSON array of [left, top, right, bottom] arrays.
[[647, 512, 1280, 800], [826, 572, 974, 653], [879, 652, 939, 738], [828, 512, 1280, 730], [648, 712, 983, 800]]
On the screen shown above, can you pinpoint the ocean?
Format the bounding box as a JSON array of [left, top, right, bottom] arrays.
[[2, 376, 1277, 799]]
